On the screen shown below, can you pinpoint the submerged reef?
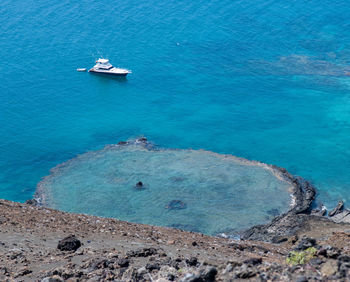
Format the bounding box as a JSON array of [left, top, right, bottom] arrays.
[[35, 138, 299, 236]]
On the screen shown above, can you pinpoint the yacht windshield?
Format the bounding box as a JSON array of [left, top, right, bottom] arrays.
[[97, 63, 113, 70]]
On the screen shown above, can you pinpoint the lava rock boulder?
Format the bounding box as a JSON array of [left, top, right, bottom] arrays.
[[57, 235, 81, 252]]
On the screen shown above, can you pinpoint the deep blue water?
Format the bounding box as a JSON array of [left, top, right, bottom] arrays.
[[1, 0, 350, 210]]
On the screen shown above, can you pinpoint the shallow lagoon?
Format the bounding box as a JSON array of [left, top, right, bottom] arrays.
[[37, 141, 292, 235]]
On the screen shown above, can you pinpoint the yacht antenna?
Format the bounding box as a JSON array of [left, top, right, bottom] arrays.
[[93, 47, 103, 59]]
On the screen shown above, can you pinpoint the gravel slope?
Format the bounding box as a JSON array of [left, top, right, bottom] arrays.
[[0, 199, 350, 281]]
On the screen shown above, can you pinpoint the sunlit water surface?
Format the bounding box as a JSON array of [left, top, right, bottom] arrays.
[[1, 0, 350, 226]]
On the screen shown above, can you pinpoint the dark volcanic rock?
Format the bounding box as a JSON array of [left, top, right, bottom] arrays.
[[317, 245, 340, 259], [234, 264, 256, 279], [93, 259, 109, 269], [135, 181, 144, 189], [290, 177, 316, 214], [329, 200, 344, 217], [41, 276, 64, 282], [186, 257, 198, 267], [294, 237, 317, 251], [330, 210, 350, 223], [242, 167, 317, 242], [309, 258, 323, 266], [117, 258, 130, 268], [272, 236, 288, 244], [311, 204, 327, 216], [25, 199, 39, 206], [243, 257, 262, 266], [145, 262, 160, 271], [182, 266, 218, 282], [201, 266, 218, 281], [167, 273, 176, 281], [126, 247, 158, 257], [57, 235, 81, 252], [242, 213, 307, 242], [338, 255, 350, 263], [14, 268, 32, 278], [296, 276, 308, 282], [137, 137, 147, 143]]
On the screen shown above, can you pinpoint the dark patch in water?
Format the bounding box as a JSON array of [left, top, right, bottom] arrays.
[[169, 176, 186, 182], [299, 39, 341, 53], [266, 208, 280, 217], [134, 181, 145, 190], [249, 55, 350, 77], [166, 200, 187, 210]]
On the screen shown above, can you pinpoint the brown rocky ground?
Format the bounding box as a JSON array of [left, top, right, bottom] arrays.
[[0, 199, 350, 281]]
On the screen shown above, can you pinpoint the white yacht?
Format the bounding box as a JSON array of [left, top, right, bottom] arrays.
[[89, 58, 131, 76]]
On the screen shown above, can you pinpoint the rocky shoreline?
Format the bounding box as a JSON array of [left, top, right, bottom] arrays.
[[242, 166, 350, 243], [241, 165, 317, 242]]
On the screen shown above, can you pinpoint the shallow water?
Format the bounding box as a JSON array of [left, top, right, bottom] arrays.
[[1, 0, 350, 211], [38, 143, 291, 235]]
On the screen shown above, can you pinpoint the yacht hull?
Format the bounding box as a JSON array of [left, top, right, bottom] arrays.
[[89, 69, 129, 76]]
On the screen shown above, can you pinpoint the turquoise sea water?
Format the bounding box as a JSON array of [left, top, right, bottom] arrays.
[[37, 142, 291, 235], [1, 0, 350, 213]]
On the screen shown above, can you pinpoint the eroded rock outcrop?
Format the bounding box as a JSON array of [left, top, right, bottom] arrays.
[[242, 167, 317, 242]]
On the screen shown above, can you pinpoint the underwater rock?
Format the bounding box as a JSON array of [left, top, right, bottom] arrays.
[[136, 137, 147, 143], [166, 200, 187, 210], [266, 208, 280, 217], [169, 176, 185, 182], [250, 55, 350, 77], [135, 181, 144, 189]]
